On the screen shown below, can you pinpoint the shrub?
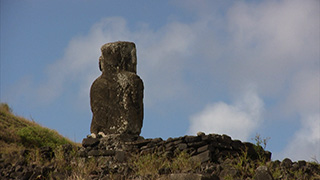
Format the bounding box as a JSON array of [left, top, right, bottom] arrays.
[[0, 103, 12, 113], [131, 152, 169, 178], [170, 151, 200, 173], [252, 133, 270, 163]]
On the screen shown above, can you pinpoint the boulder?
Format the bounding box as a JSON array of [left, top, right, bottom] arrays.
[[82, 137, 100, 147], [191, 150, 211, 163], [254, 166, 274, 180], [281, 158, 293, 169], [90, 41, 144, 137]]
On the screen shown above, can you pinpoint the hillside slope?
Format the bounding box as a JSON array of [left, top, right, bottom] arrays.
[[0, 103, 74, 151], [0, 103, 80, 179]]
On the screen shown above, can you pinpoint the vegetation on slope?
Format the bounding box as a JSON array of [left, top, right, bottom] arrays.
[[0, 103, 81, 179], [0, 103, 74, 153]]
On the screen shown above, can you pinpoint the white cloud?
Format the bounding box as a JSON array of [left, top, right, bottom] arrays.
[[223, 0, 319, 96], [283, 70, 320, 116], [276, 114, 320, 161], [188, 87, 264, 141], [221, 0, 319, 161], [276, 70, 320, 161]]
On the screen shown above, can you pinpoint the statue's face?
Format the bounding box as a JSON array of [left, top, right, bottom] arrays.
[[100, 42, 137, 73]]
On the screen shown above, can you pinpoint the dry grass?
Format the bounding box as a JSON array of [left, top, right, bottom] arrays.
[[130, 150, 200, 179]]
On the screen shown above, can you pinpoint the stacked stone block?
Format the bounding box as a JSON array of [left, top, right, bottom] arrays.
[[79, 133, 272, 164]]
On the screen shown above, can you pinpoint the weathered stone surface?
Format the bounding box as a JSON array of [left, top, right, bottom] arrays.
[[219, 167, 239, 179], [90, 41, 144, 136], [185, 136, 201, 143], [115, 151, 127, 162], [100, 150, 115, 156], [231, 140, 244, 151], [82, 137, 100, 147], [192, 150, 211, 163], [197, 145, 213, 153], [281, 158, 293, 169], [87, 150, 100, 157], [254, 166, 274, 180], [177, 143, 188, 151]]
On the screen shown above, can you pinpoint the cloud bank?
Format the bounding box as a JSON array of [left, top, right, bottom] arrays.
[[278, 114, 320, 161], [188, 87, 264, 141]]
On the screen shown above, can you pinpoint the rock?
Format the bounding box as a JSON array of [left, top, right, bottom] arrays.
[[87, 150, 100, 157], [90, 41, 144, 137], [115, 151, 127, 163], [264, 151, 272, 161], [221, 134, 232, 145], [231, 140, 244, 151], [185, 136, 201, 143], [254, 166, 274, 180], [130, 139, 152, 147], [177, 143, 188, 151], [98, 132, 107, 138], [102, 150, 116, 156], [197, 145, 213, 154], [82, 138, 100, 147], [219, 167, 239, 179], [192, 150, 211, 163], [243, 142, 259, 160], [281, 158, 293, 169], [89, 133, 97, 138], [188, 141, 207, 148], [151, 138, 163, 143], [200, 135, 211, 142], [197, 132, 205, 136], [298, 160, 307, 167]]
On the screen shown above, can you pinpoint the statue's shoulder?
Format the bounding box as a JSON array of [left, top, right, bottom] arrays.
[[90, 76, 110, 90]]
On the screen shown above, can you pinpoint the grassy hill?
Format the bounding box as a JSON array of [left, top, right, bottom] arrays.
[[0, 103, 75, 153], [0, 103, 82, 179]]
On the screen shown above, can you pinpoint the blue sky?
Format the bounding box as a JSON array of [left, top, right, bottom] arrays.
[[1, 0, 319, 161]]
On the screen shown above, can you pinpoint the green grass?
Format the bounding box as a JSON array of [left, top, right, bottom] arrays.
[[0, 103, 75, 153], [17, 126, 70, 149], [0, 103, 83, 179]]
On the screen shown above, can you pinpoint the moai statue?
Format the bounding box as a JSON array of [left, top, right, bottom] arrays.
[[90, 41, 144, 137]]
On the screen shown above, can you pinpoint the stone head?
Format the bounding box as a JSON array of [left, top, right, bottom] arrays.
[[99, 41, 137, 73]]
